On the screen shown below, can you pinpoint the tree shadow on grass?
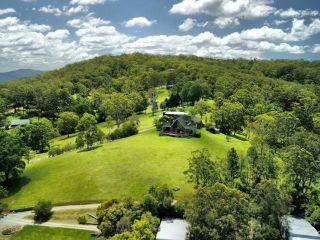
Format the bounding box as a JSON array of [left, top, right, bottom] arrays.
[[6, 176, 31, 198], [78, 145, 102, 153], [229, 134, 247, 141]]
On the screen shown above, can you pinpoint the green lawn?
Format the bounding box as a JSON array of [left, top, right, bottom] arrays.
[[10, 226, 95, 240], [4, 129, 250, 209]]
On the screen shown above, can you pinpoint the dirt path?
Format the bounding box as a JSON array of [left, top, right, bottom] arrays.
[[0, 204, 100, 232]]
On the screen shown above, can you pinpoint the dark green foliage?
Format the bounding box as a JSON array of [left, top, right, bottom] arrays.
[[281, 145, 320, 214], [185, 183, 250, 240], [0, 130, 27, 185], [76, 113, 104, 149], [96, 197, 160, 239], [16, 119, 57, 153], [57, 111, 79, 136], [107, 121, 139, 141], [251, 181, 290, 239], [214, 101, 245, 135], [184, 148, 220, 188], [227, 148, 240, 180], [33, 200, 53, 222], [143, 184, 174, 218]]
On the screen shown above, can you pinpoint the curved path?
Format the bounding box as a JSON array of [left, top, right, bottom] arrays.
[[0, 203, 100, 232]]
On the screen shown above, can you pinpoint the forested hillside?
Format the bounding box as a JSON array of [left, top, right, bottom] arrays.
[[1, 54, 320, 239], [0, 54, 319, 125]]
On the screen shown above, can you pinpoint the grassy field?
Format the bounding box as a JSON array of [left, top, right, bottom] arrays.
[[9, 226, 95, 240], [4, 129, 250, 209], [29, 87, 168, 159]]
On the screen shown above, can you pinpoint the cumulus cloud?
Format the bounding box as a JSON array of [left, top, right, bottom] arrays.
[[213, 17, 240, 28], [68, 15, 132, 53], [240, 18, 320, 42], [275, 8, 319, 18], [1, 13, 316, 71], [179, 18, 208, 31], [0, 16, 90, 71], [124, 17, 157, 28], [170, 0, 275, 28], [312, 44, 320, 53], [179, 18, 197, 31], [70, 0, 106, 5], [38, 5, 88, 16], [46, 29, 70, 40], [0, 8, 16, 15]]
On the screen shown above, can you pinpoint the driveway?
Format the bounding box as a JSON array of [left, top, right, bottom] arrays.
[[0, 204, 100, 232]]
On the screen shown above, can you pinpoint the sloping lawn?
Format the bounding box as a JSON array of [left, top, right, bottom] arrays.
[[4, 129, 250, 209], [10, 226, 95, 240]]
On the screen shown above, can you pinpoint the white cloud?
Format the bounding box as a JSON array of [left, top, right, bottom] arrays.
[[276, 8, 319, 18], [213, 17, 240, 28], [70, 0, 106, 5], [67, 15, 111, 28], [69, 15, 132, 54], [46, 29, 70, 40], [179, 18, 197, 31], [273, 19, 287, 26], [38, 5, 88, 16], [179, 18, 208, 31], [38, 5, 62, 16], [124, 17, 157, 28], [312, 44, 320, 53], [0, 8, 16, 15], [170, 0, 275, 28], [0, 13, 315, 72], [239, 18, 320, 42], [0, 16, 90, 71]]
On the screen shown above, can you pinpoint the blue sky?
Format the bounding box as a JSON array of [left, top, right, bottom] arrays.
[[0, 0, 319, 71]]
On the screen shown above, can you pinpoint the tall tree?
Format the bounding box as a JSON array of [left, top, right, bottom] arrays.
[[227, 148, 240, 180], [148, 88, 158, 116], [185, 183, 250, 240], [76, 113, 104, 149], [215, 101, 245, 135], [282, 145, 320, 213], [194, 100, 209, 120], [0, 130, 27, 185], [57, 112, 79, 137], [184, 148, 220, 188], [101, 93, 134, 127], [251, 181, 290, 240]]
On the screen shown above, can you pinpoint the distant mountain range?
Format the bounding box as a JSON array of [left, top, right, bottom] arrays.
[[0, 69, 44, 82]]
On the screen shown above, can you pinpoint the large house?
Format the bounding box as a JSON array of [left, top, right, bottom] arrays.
[[160, 111, 202, 137]]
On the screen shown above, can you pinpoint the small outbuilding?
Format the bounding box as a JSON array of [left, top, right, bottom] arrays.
[[287, 216, 320, 240], [9, 119, 30, 129], [156, 218, 188, 240]]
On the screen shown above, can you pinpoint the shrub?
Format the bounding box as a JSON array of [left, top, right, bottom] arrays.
[[107, 121, 138, 141], [2, 226, 20, 235], [48, 144, 77, 157], [34, 200, 53, 222], [48, 147, 63, 157], [78, 215, 87, 224]]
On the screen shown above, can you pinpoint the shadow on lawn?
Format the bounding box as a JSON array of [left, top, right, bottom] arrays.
[[6, 176, 31, 198], [78, 145, 102, 153], [229, 134, 247, 141]]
